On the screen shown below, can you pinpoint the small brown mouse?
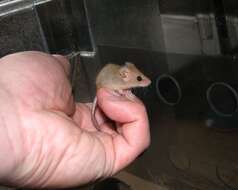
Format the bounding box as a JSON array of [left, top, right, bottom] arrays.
[[92, 62, 151, 131]]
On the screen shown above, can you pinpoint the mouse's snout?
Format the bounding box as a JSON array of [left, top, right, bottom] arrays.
[[141, 76, 151, 87]]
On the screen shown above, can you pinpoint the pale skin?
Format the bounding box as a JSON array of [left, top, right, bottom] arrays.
[[0, 51, 150, 188]]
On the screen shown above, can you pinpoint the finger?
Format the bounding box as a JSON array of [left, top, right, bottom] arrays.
[[72, 103, 98, 132], [52, 54, 71, 76], [97, 88, 151, 172], [80, 103, 118, 136], [63, 94, 76, 116], [97, 88, 145, 124], [85, 103, 109, 125]]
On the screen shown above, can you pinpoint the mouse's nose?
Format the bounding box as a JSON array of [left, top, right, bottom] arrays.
[[142, 77, 151, 87]]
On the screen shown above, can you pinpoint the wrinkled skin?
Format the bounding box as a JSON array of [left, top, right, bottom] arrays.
[[0, 51, 150, 188]]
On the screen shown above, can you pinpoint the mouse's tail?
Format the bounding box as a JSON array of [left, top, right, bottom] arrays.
[[91, 97, 101, 131]]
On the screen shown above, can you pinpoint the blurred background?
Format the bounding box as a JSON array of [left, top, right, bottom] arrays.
[[0, 0, 238, 189]]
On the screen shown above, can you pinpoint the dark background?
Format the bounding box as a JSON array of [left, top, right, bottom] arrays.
[[1, 0, 238, 189]]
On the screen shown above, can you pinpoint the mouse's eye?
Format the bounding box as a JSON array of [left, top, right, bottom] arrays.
[[137, 76, 142, 81]]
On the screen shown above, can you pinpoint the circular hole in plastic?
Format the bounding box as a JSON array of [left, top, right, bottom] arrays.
[[156, 74, 182, 106], [206, 82, 238, 117]]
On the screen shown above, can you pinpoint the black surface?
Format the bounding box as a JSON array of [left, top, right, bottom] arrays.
[[36, 0, 93, 55], [158, 0, 212, 15], [223, 0, 238, 16], [158, 0, 238, 16], [86, 0, 164, 51], [93, 178, 132, 190], [212, 0, 231, 54], [0, 10, 47, 57]]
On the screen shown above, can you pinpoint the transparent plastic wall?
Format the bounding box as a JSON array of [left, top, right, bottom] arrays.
[[158, 0, 238, 56], [0, 0, 95, 56], [1, 0, 238, 189], [0, 0, 47, 56], [128, 1, 238, 189], [0, 0, 96, 102]]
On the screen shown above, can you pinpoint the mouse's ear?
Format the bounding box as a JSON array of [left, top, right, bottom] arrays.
[[119, 66, 130, 81], [125, 62, 134, 67]]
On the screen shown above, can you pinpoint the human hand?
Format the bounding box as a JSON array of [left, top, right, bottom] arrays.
[[0, 51, 150, 188]]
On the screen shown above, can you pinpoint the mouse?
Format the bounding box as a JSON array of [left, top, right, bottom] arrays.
[[91, 62, 151, 131]]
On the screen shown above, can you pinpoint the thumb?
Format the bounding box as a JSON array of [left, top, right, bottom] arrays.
[[97, 88, 150, 172], [97, 89, 144, 123]]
